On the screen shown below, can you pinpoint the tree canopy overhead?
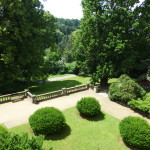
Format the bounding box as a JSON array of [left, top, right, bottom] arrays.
[[75, 0, 150, 85], [0, 0, 56, 94]]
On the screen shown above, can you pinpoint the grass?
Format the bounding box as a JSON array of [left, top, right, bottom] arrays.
[[108, 78, 119, 84], [29, 76, 90, 95], [48, 74, 72, 79], [10, 107, 129, 150]]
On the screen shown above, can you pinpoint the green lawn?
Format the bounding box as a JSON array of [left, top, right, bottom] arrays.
[[10, 107, 129, 150], [108, 78, 119, 84], [29, 76, 90, 95]]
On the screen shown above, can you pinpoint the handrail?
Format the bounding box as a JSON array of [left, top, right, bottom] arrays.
[[33, 83, 90, 103], [0, 83, 91, 104], [0, 90, 27, 103]]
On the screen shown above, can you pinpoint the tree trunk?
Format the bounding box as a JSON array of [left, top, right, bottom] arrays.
[[100, 77, 108, 86]]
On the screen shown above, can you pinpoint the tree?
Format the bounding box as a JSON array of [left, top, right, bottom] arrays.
[[0, 0, 56, 94], [76, 0, 150, 85], [55, 18, 80, 59]]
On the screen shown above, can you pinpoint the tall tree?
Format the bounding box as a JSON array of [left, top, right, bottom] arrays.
[[0, 0, 56, 94], [76, 0, 150, 85]]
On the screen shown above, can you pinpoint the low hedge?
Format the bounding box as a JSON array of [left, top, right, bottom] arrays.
[[119, 116, 150, 149], [29, 107, 65, 135], [128, 92, 150, 115], [76, 97, 101, 117]]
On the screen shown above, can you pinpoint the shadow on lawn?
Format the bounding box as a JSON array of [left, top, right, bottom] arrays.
[[123, 141, 145, 150], [45, 124, 71, 141], [80, 112, 105, 122], [29, 80, 82, 95]]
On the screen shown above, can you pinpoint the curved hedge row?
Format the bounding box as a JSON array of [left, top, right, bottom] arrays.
[[128, 92, 150, 115]]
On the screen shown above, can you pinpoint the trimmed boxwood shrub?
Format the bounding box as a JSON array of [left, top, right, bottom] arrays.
[[29, 107, 65, 135], [76, 97, 101, 117], [109, 74, 146, 104], [119, 116, 150, 149]]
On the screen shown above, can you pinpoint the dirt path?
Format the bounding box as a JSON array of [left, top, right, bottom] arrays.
[[0, 90, 149, 128]]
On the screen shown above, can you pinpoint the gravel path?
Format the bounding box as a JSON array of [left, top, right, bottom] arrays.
[[0, 90, 149, 128], [47, 75, 77, 81]]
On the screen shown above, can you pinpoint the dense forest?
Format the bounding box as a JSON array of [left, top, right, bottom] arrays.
[[45, 18, 80, 75], [56, 18, 80, 57], [0, 0, 150, 94]]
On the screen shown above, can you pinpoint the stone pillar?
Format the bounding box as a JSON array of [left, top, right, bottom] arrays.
[[93, 84, 100, 93], [24, 89, 29, 97], [86, 83, 90, 89], [62, 88, 67, 95], [32, 95, 37, 104]]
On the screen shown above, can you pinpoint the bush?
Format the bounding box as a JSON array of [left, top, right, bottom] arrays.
[[76, 97, 101, 117], [109, 74, 146, 104], [0, 125, 8, 134], [128, 92, 150, 114], [0, 125, 43, 150], [119, 116, 150, 149], [0, 125, 9, 148], [29, 107, 66, 135], [0, 133, 44, 150], [66, 61, 79, 74]]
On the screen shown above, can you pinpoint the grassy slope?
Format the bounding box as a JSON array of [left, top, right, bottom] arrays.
[[29, 76, 90, 95], [10, 107, 129, 150]]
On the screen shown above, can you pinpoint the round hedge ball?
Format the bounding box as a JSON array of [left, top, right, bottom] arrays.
[[29, 107, 65, 135], [76, 97, 100, 117], [119, 116, 150, 149]]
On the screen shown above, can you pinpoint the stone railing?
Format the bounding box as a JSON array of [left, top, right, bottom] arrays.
[[32, 83, 90, 103], [66, 84, 89, 94], [0, 83, 96, 104], [32, 90, 63, 103], [0, 90, 28, 103]]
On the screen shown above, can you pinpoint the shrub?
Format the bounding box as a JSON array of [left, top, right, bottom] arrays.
[[109, 74, 146, 104], [119, 116, 150, 149], [128, 92, 150, 114], [0, 125, 9, 148], [76, 97, 101, 117], [66, 61, 79, 74], [29, 107, 65, 135], [0, 133, 44, 150], [0, 125, 8, 134]]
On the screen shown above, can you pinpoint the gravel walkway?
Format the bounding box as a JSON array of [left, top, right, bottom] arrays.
[[47, 75, 77, 81], [0, 90, 149, 128]]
